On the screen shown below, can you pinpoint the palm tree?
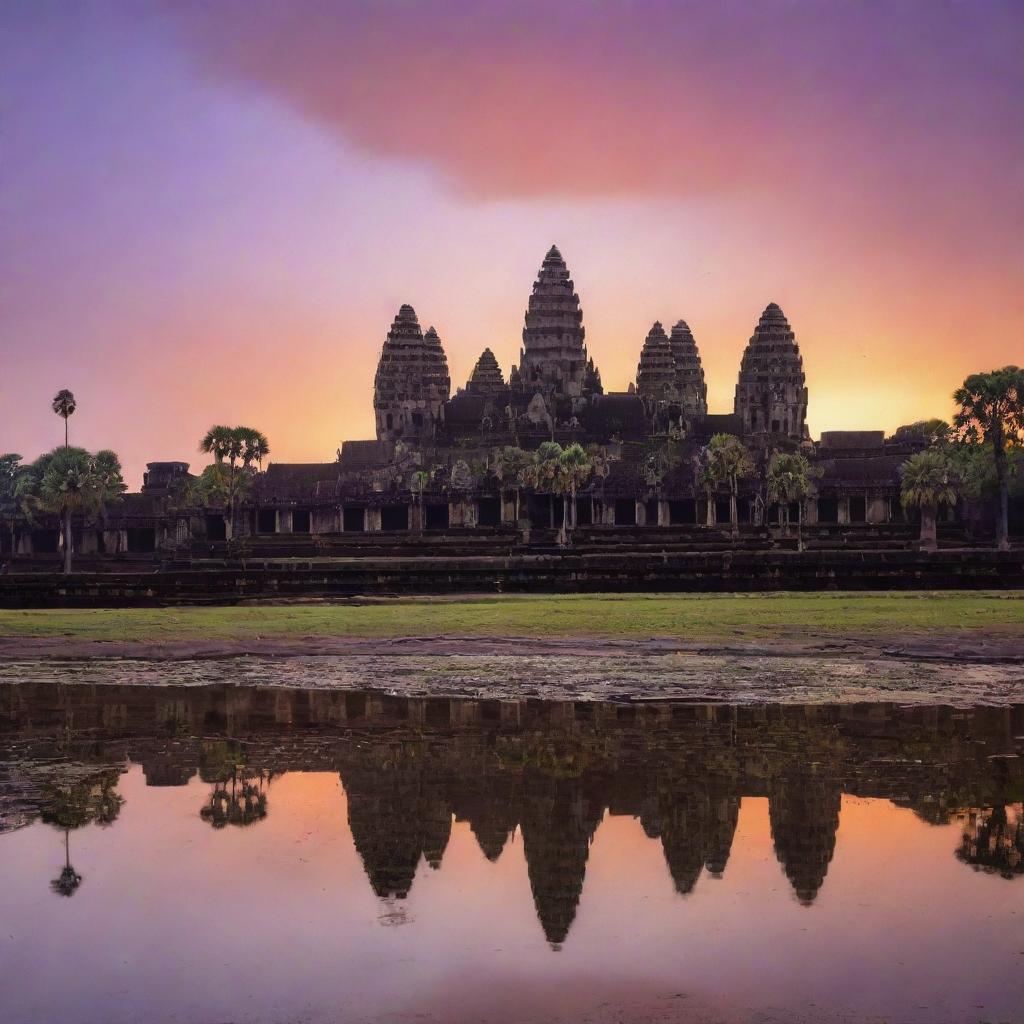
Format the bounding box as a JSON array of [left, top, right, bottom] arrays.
[[199, 425, 235, 465], [493, 446, 533, 526], [51, 390, 76, 448], [900, 449, 959, 551], [234, 427, 271, 471], [33, 447, 126, 574], [0, 454, 23, 557], [766, 451, 814, 550], [953, 367, 1024, 550], [90, 449, 127, 535], [37, 447, 94, 575], [522, 442, 565, 534], [51, 830, 83, 897], [703, 434, 753, 538], [556, 443, 593, 538]]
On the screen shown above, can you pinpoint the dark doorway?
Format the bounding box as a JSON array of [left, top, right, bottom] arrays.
[[425, 503, 449, 530], [669, 499, 696, 525], [849, 496, 866, 522], [644, 498, 659, 526], [381, 504, 409, 531], [205, 516, 227, 542], [575, 496, 592, 526], [257, 508, 276, 533], [126, 527, 156, 553], [31, 528, 60, 554], [817, 498, 839, 524], [343, 506, 366, 532], [738, 497, 751, 524], [529, 494, 552, 529], [292, 509, 311, 533], [614, 498, 636, 526], [715, 498, 731, 526], [552, 496, 565, 528], [477, 497, 501, 527]]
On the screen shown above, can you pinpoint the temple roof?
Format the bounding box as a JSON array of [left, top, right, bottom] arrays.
[[737, 303, 805, 386], [669, 320, 708, 418], [466, 347, 507, 395], [373, 305, 451, 410]]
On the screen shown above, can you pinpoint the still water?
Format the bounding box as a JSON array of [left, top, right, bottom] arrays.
[[0, 683, 1022, 1024]]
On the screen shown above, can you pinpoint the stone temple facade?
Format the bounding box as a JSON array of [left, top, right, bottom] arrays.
[[369, 246, 806, 455], [7, 242, 1016, 570]]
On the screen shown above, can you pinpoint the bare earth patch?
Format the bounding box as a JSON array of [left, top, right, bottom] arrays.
[[0, 632, 1020, 706]]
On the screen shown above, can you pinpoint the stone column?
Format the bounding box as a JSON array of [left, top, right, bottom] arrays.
[[838, 499, 850, 525], [658, 499, 670, 526], [635, 500, 646, 526], [366, 507, 382, 532], [502, 491, 518, 524], [278, 509, 293, 534]]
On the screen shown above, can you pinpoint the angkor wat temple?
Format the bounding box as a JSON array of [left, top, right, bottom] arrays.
[[3, 683, 1022, 947], [4, 245, 1021, 593]]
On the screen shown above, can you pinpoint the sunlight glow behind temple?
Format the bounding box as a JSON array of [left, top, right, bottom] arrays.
[[1, 1, 1022, 485]]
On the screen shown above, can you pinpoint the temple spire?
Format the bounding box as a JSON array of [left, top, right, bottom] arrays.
[[734, 303, 808, 443], [635, 321, 677, 403], [513, 245, 600, 399]]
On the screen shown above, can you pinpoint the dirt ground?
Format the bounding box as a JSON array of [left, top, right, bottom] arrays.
[[0, 631, 1020, 706]]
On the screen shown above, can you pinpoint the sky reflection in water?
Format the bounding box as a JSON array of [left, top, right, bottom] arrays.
[[0, 683, 1022, 1024]]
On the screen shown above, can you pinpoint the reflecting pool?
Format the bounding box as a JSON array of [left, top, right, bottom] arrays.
[[1, 683, 1022, 1023]]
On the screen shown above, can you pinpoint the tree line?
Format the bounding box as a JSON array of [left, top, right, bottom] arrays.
[[0, 367, 1021, 568]]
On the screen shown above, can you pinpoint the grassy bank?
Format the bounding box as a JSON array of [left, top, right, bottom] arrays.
[[0, 592, 1021, 642]]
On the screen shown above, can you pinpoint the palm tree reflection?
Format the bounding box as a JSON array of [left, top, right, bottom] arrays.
[[957, 804, 1024, 878], [200, 767, 271, 829], [40, 770, 124, 898]]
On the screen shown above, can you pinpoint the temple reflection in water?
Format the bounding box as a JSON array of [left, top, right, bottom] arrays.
[[1, 683, 1021, 947]]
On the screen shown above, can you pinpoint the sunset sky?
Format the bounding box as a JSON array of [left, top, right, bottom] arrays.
[[2, 1, 1022, 486]]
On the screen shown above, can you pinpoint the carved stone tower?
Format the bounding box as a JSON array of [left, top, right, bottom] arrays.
[[465, 348, 507, 396], [635, 322, 677, 403], [373, 304, 451, 443], [734, 303, 808, 442], [512, 245, 600, 399], [668, 320, 708, 421]]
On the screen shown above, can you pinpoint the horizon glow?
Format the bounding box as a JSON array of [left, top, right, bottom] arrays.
[[2, 1, 1022, 486]]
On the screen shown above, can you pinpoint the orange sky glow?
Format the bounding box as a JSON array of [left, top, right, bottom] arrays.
[[2, 2, 1021, 486]]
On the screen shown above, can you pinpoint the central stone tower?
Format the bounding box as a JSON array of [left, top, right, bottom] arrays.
[[513, 245, 600, 399]]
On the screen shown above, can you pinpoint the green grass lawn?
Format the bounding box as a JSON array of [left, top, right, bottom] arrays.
[[0, 592, 1021, 642]]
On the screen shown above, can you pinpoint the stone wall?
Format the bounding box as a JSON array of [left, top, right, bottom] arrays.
[[1, 548, 1020, 606]]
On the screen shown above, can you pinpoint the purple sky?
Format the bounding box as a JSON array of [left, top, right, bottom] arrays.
[[2, 1, 1022, 485]]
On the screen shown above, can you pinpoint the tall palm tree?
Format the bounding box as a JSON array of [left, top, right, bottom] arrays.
[[0, 454, 23, 557], [766, 451, 814, 550], [703, 434, 753, 538], [34, 447, 126, 574], [521, 442, 565, 534], [37, 447, 93, 575], [51, 389, 76, 448], [900, 449, 959, 551], [557, 443, 593, 537], [236, 427, 270, 471], [51, 830, 83, 897], [199, 425, 235, 465], [953, 367, 1024, 550], [493, 446, 532, 526]]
